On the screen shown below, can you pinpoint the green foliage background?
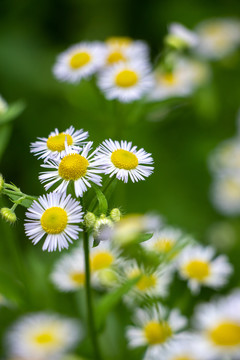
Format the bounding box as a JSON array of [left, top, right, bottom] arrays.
[[0, 0, 240, 358]]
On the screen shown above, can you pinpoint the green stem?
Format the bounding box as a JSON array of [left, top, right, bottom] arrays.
[[83, 230, 102, 360], [3, 188, 37, 201]]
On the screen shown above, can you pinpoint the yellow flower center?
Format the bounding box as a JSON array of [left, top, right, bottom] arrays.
[[47, 133, 73, 152], [136, 274, 157, 291], [111, 149, 138, 170], [224, 179, 240, 197], [174, 357, 194, 360], [115, 70, 138, 87], [106, 37, 132, 47], [184, 260, 210, 281], [107, 51, 126, 64], [161, 72, 177, 85], [154, 238, 174, 253], [209, 321, 240, 347], [91, 252, 114, 271], [69, 52, 91, 69], [34, 332, 54, 344], [40, 207, 68, 234], [144, 321, 172, 345], [58, 154, 89, 181], [70, 271, 85, 285]]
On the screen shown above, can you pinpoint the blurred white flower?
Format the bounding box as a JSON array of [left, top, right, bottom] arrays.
[[0, 95, 8, 114], [167, 23, 199, 48]]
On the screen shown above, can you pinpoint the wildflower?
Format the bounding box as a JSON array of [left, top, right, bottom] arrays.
[[95, 139, 154, 183], [166, 23, 199, 49], [1, 208, 17, 224], [208, 138, 240, 174], [126, 305, 187, 359], [210, 173, 240, 215], [53, 42, 106, 83], [24, 192, 83, 252], [0, 95, 8, 114], [98, 61, 154, 102], [39, 142, 102, 197], [93, 215, 113, 241], [177, 245, 232, 294], [150, 338, 202, 360], [30, 126, 88, 162], [193, 290, 240, 359], [6, 313, 81, 360], [195, 18, 240, 60], [51, 248, 86, 291]]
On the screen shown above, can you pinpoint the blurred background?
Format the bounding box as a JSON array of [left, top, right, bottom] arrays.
[[1, 0, 240, 358]]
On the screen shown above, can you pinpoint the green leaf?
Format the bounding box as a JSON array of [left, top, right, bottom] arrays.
[[91, 184, 108, 214], [7, 193, 35, 208], [95, 276, 140, 331], [0, 101, 26, 126]]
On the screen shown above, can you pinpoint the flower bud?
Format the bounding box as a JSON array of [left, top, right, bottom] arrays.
[[84, 212, 96, 228], [1, 207, 17, 224], [110, 208, 121, 222], [0, 174, 4, 194]]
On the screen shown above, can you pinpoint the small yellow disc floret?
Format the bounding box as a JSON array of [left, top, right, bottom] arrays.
[[184, 260, 210, 281], [209, 321, 240, 346], [111, 149, 138, 170], [107, 51, 126, 64], [70, 272, 85, 285], [47, 133, 73, 152], [69, 52, 91, 69], [115, 70, 138, 87], [144, 321, 172, 345], [35, 332, 54, 344], [91, 252, 114, 271], [41, 207, 68, 234], [59, 154, 89, 181]]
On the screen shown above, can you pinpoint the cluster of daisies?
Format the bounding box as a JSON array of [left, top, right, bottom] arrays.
[[53, 18, 240, 103], [209, 115, 240, 216], [25, 126, 154, 251]]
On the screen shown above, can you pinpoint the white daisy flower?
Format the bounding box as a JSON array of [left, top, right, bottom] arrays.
[[126, 305, 187, 359], [177, 245, 232, 294], [53, 41, 106, 83], [104, 37, 150, 66], [167, 23, 199, 48], [210, 172, 240, 216], [142, 226, 184, 259], [150, 338, 202, 360], [122, 260, 173, 305], [193, 290, 240, 359], [208, 138, 240, 174], [195, 18, 240, 60], [95, 139, 154, 183], [0, 95, 8, 114], [6, 313, 81, 360], [98, 61, 154, 102], [51, 247, 86, 292], [24, 192, 83, 252], [30, 126, 89, 162], [39, 142, 103, 197]]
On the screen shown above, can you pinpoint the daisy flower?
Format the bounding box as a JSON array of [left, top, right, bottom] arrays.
[[39, 142, 103, 197], [24, 192, 83, 252], [30, 126, 89, 162], [142, 226, 185, 259], [98, 61, 154, 102], [126, 305, 187, 359], [95, 139, 154, 183], [53, 41, 106, 83], [210, 172, 240, 216], [193, 290, 240, 359], [5, 313, 81, 360], [167, 23, 199, 48], [150, 338, 202, 360], [51, 247, 86, 292], [122, 260, 173, 305], [195, 18, 240, 60], [177, 245, 232, 294], [93, 215, 114, 242], [104, 37, 150, 66], [208, 138, 240, 174]]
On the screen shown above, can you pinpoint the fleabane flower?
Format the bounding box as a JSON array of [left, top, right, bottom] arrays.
[[95, 139, 154, 183], [24, 193, 83, 252], [122, 260, 173, 305], [98, 61, 154, 102], [193, 290, 240, 359], [104, 37, 150, 66], [152, 338, 202, 360], [177, 245, 232, 294], [210, 172, 240, 216], [126, 305, 187, 359], [195, 18, 240, 60], [39, 142, 102, 197], [6, 313, 81, 360], [51, 248, 86, 292], [53, 41, 106, 83], [208, 138, 240, 174], [30, 126, 88, 162], [166, 23, 199, 49]]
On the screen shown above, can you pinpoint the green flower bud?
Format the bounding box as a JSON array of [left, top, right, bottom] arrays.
[[165, 34, 188, 50], [0, 174, 4, 194], [84, 212, 96, 228], [110, 208, 121, 222], [1, 207, 17, 224]]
